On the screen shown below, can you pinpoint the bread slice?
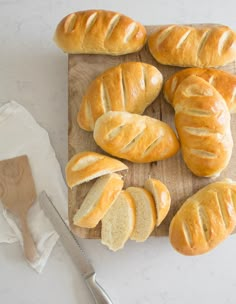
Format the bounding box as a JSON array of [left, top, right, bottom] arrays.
[[66, 151, 128, 188], [101, 191, 135, 251], [144, 178, 171, 226], [126, 187, 156, 242], [73, 173, 123, 228]]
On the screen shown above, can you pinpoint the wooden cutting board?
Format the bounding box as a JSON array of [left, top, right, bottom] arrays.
[[68, 25, 236, 239]]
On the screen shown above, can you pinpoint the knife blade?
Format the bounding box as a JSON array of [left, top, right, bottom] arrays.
[[39, 191, 113, 304]]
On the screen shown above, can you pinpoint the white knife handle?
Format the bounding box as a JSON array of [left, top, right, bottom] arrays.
[[85, 273, 113, 304]]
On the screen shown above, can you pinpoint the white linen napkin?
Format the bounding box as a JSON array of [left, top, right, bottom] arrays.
[[0, 100, 68, 273]]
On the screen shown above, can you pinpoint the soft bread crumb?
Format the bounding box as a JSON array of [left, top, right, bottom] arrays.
[[101, 191, 135, 251], [127, 187, 156, 242]]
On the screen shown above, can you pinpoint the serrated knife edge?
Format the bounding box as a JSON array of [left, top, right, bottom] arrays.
[[38, 191, 113, 304], [38, 191, 94, 278]]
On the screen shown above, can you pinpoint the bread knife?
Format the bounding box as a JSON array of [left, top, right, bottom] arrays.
[[39, 191, 113, 304]]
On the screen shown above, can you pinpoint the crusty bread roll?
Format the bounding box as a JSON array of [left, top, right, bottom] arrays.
[[73, 173, 123, 228], [101, 191, 135, 251], [169, 179, 236, 255], [127, 187, 156, 242], [173, 75, 233, 177], [54, 10, 146, 55], [148, 24, 236, 67], [93, 111, 180, 163], [78, 62, 163, 131], [164, 68, 236, 113], [144, 178, 171, 226], [65, 151, 127, 188]]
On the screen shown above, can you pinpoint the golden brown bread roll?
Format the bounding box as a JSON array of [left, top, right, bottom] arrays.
[[65, 151, 128, 188], [148, 24, 236, 67], [54, 10, 146, 55], [78, 62, 163, 131], [169, 179, 236, 255], [173, 75, 233, 177], [164, 68, 236, 113], [93, 111, 180, 163]]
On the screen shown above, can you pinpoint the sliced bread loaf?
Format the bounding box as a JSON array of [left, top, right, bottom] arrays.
[[66, 151, 128, 188], [73, 173, 123, 228], [144, 178, 171, 226], [101, 191, 135, 251], [127, 187, 156, 242]]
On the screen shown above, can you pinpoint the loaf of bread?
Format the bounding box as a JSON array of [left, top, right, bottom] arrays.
[[78, 62, 163, 131], [65, 151, 127, 188], [164, 68, 236, 113], [169, 179, 236, 255], [148, 24, 236, 67], [54, 10, 146, 55], [73, 173, 123, 228], [93, 111, 180, 163], [173, 75, 233, 177], [127, 187, 156, 242], [101, 190, 135, 251], [144, 178, 171, 226]]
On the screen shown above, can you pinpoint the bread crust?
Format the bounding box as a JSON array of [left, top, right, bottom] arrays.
[[144, 178, 171, 226], [54, 10, 146, 55], [78, 62, 163, 131], [73, 173, 123, 228], [65, 151, 127, 188], [173, 75, 233, 177], [169, 180, 236, 255], [93, 111, 180, 163], [164, 68, 236, 113], [148, 24, 236, 67]]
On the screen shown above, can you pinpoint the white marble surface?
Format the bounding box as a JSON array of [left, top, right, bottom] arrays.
[[0, 1, 236, 303]]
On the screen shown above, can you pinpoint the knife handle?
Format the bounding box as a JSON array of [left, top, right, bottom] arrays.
[[85, 273, 113, 304]]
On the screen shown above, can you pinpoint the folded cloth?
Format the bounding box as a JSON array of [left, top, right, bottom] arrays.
[[0, 101, 67, 273]]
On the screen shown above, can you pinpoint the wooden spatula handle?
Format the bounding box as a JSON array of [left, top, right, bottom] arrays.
[[20, 215, 38, 263]]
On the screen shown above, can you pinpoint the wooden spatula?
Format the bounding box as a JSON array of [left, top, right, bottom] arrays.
[[0, 155, 38, 263]]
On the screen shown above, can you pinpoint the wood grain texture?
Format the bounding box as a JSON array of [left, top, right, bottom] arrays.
[[68, 25, 236, 239], [0, 155, 38, 261]]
